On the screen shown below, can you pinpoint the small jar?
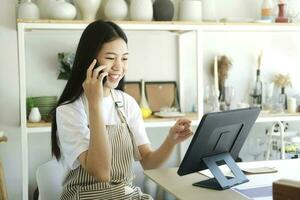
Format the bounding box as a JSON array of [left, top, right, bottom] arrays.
[[287, 97, 297, 113], [261, 0, 274, 20]]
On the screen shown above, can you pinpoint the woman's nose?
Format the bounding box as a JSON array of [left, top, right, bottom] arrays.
[[112, 59, 122, 70]]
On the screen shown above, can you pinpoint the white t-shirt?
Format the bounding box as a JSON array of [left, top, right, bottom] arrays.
[[56, 90, 150, 170]]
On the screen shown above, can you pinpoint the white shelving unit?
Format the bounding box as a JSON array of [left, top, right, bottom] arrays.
[[17, 20, 300, 199], [17, 20, 202, 200]]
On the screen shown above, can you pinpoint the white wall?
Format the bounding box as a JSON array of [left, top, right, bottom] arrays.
[[202, 31, 300, 108], [1, 0, 300, 199], [0, 0, 22, 200]]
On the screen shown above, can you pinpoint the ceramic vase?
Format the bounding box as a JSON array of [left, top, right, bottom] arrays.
[[49, 0, 77, 20], [28, 107, 42, 123], [139, 79, 152, 118], [36, 0, 56, 19], [74, 0, 102, 20], [261, 0, 274, 20], [201, 0, 217, 21], [287, 0, 300, 22], [179, 0, 202, 21], [153, 0, 174, 21], [104, 0, 128, 20], [275, 3, 288, 23], [18, 0, 40, 20], [130, 0, 153, 21]]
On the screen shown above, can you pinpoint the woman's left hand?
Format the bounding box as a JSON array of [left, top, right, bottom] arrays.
[[168, 118, 193, 144]]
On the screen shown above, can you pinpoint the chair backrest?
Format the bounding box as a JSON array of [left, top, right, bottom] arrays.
[[0, 161, 8, 200], [36, 159, 66, 200]]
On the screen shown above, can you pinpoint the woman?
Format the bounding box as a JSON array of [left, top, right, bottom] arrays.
[[51, 20, 193, 199]]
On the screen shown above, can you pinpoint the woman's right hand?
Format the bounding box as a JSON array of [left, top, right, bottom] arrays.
[[82, 59, 108, 106]]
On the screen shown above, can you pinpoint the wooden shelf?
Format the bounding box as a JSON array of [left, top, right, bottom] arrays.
[[260, 112, 300, 117], [17, 19, 300, 34], [16, 19, 203, 25], [27, 120, 50, 128], [257, 112, 300, 123], [26, 112, 199, 133], [25, 112, 300, 132], [16, 19, 300, 26]]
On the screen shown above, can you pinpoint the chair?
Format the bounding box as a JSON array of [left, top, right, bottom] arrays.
[[36, 159, 66, 200], [0, 161, 8, 200], [0, 135, 8, 200]]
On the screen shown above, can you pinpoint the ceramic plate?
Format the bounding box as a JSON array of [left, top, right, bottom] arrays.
[[154, 112, 185, 118]]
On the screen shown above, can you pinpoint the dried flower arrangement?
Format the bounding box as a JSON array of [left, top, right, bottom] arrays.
[[218, 55, 232, 87], [211, 55, 232, 100], [272, 73, 292, 88]]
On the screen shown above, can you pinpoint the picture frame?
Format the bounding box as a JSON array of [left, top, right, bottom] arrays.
[[145, 81, 180, 112], [124, 81, 141, 104]]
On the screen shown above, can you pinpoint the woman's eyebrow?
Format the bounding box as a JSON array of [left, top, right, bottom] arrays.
[[105, 52, 129, 56]]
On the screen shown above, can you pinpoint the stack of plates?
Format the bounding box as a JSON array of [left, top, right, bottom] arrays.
[[154, 111, 185, 118], [26, 96, 58, 121]]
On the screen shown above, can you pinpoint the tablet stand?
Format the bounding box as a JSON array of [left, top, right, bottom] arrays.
[[193, 152, 249, 190]]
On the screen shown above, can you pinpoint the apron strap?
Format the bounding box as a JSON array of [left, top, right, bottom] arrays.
[[110, 90, 142, 161]]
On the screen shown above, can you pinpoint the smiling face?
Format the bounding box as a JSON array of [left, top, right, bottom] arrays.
[[96, 38, 128, 91]]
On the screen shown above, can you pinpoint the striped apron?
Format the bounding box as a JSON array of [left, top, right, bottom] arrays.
[[60, 91, 153, 200]]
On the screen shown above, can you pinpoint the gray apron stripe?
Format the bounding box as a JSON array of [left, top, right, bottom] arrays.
[[112, 90, 142, 161]]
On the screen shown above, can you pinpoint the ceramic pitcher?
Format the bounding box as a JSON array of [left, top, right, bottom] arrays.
[[74, 0, 102, 20], [130, 0, 153, 21], [105, 0, 128, 20]]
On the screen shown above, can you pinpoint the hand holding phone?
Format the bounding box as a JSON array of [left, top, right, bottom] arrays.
[[83, 59, 108, 103]]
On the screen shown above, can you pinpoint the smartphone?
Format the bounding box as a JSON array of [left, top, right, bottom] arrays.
[[95, 60, 107, 84]]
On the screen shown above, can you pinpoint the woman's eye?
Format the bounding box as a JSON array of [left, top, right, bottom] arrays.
[[105, 57, 115, 60], [122, 58, 128, 61]]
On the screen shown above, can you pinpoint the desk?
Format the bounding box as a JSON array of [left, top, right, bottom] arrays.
[[144, 159, 300, 200]]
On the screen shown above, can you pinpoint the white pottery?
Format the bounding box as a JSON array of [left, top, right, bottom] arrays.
[[179, 0, 202, 21], [36, 0, 56, 19], [105, 0, 128, 20], [18, 0, 40, 20], [153, 0, 174, 21], [73, 0, 102, 20], [130, 0, 153, 21], [287, 0, 300, 22], [201, 0, 217, 21], [287, 97, 297, 113], [28, 107, 42, 123], [49, 0, 77, 20]]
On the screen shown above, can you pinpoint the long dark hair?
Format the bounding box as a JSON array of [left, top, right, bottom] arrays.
[[51, 20, 127, 160]]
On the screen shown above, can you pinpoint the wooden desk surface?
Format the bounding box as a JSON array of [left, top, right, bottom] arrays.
[[144, 159, 300, 200], [144, 168, 247, 200]]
